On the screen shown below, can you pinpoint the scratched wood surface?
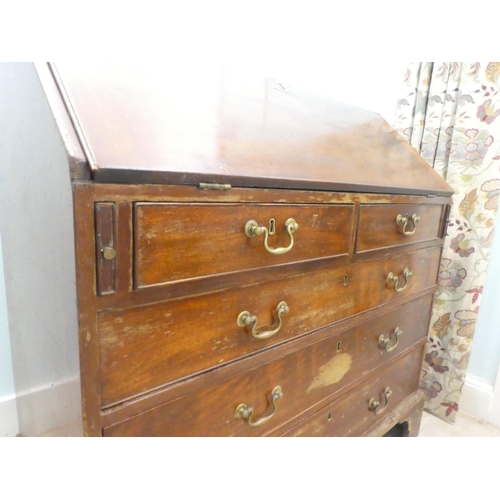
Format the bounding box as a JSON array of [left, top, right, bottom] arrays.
[[102, 314, 427, 436], [134, 203, 355, 288], [69, 180, 451, 436], [356, 203, 446, 253], [281, 347, 424, 437], [53, 63, 453, 196], [98, 248, 440, 407]]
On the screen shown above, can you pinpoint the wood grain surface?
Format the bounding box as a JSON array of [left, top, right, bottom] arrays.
[[282, 347, 424, 437], [134, 202, 354, 287], [356, 203, 446, 253], [53, 63, 453, 196], [103, 321, 426, 436], [98, 247, 440, 407]]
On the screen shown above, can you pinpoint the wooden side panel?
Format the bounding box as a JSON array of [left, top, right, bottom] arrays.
[[282, 347, 424, 437], [356, 203, 445, 253], [73, 184, 102, 436], [98, 248, 440, 407], [134, 203, 354, 288], [102, 310, 427, 437]]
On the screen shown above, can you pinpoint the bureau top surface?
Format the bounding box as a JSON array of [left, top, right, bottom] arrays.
[[52, 62, 453, 196]]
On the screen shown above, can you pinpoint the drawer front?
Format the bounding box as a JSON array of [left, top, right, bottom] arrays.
[[134, 203, 354, 288], [282, 346, 424, 437], [99, 247, 440, 407], [356, 203, 445, 253], [102, 297, 430, 436]]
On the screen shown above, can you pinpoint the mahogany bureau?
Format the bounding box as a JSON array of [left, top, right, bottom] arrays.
[[2, 63, 453, 437]]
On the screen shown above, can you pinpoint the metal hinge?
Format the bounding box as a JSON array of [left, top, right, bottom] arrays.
[[198, 182, 232, 191]]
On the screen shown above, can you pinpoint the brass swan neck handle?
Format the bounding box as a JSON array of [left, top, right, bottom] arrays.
[[245, 218, 298, 255], [368, 387, 392, 414], [237, 301, 290, 340], [396, 213, 420, 236], [379, 327, 402, 353], [387, 268, 412, 292], [235, 386, 283, 427]]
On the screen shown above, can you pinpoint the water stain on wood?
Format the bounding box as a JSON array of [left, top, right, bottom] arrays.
[[307, 353, 352, 393]]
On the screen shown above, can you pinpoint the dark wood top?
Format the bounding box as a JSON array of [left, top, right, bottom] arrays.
[[52, 63, 453, 196]]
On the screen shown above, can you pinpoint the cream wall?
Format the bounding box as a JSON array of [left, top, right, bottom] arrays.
[[263, 61, 406, 124], [0, 63, 82, 437], [0, 231, 19, 436], [468, 226, 500, 384], [0, 236, 14, 396]]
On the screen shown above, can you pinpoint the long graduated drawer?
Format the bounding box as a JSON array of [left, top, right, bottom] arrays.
[[134, 203, 355, 288], [102, 296, 431, 436], [98, 247, 440, 407]]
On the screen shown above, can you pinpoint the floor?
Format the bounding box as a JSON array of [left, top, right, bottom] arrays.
[[419, 410, 500, 437]]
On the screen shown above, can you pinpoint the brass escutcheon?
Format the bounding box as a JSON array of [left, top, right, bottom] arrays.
[[245, 218, 298, 255], [396, 213, 420, 236], [268, 218, 276, 235], [235, 386, 283, 427]]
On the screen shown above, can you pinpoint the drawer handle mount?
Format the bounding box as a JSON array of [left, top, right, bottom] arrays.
[[396, 213, 420, 236], [237, 301, 289, 340], [378, 327, 402, 352], [368, 387, 392, 414], [235, 386, 283, 427], [101, 246, 117, 260], [245, 218, 298, 255], [386, 268, 412, 292]]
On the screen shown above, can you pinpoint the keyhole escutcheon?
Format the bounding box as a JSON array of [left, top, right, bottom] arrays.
[[269, 218, 276, 235]]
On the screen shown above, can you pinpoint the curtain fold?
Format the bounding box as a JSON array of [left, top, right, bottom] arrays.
[[394, 62, 500, 422]]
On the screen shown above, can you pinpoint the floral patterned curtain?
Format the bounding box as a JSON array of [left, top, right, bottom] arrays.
[[394, 62, 500, 423]]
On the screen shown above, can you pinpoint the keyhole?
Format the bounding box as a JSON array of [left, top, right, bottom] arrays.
[[337, 341, 342, 352], [269, 218, 276, 235], [327, 412, 332, 422], [343, 274, 349, 286]]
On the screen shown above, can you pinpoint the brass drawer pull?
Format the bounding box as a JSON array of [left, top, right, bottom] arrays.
[[235, 386, 283, 427], [396, 213, 420, 236], [245, 218, 298, 255], [378, 327, 402, 352], [386, 267, 412, 292], [237, 301, 289, 340], [368, 387, 392, 414]]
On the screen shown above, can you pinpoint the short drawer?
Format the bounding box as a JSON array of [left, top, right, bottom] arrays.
[[282, 346, 424, 437], [102, 297, 430, 436], [134, 203, 354, 288], [356, 203, 446, 253], [98, 247, 440, 407]]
